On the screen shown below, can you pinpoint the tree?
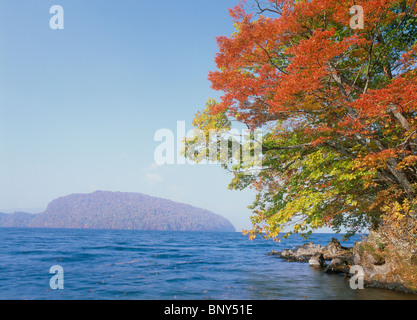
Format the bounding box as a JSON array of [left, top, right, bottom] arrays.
[[186, 0, 417, 240]]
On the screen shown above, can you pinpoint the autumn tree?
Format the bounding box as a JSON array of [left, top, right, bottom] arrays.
[[186, 0, 417, 240]]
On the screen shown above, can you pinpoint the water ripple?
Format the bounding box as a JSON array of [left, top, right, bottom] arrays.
[[0, 228, 415, 300]]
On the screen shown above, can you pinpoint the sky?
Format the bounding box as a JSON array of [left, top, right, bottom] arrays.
[[0, 0, 272, 231]]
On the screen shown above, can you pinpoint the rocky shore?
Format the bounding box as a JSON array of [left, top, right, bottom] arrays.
[[267, 234, 417, 294], [267, 238, 354, 274]]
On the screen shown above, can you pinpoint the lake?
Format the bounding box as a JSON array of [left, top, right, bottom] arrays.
[[1, 228, 415, 300]]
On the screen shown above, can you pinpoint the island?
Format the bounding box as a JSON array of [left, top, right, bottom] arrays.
[[0, 191, 236, 232]]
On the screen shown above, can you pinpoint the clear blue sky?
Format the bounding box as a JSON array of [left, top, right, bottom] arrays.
[[0, 0, 268, 231]]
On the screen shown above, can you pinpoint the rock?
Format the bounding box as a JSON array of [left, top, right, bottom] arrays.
[[355, 242, 385, 265], [297, 242, 322, 256], [322, 238, 353, 261], [280, 249, 308, 261], [267, 230, 417, 295], [266, 250, 280, 256], [309, 253, 326, 268], [327, 238, 344, 254], [352, 228, 417, 294], [365, 252, 386, 266], [325, 258, 348, 274], [272, 243, 322, 262], [279, 249, 294, 259], [268, 238, 353, 263]]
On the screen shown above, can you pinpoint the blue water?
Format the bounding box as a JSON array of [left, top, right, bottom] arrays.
[[0, 228, 415, 300]]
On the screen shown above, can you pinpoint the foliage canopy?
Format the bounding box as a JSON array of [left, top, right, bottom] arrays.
[[186, 0, 417, 240]]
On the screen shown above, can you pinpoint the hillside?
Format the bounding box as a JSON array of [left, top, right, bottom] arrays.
[[0, 191, 235, 232], [0, 212, 36, 227]]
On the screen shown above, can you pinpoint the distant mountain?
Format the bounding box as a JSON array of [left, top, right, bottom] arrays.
[[0, 212, 35, 227], [0, 191, 235, 232]]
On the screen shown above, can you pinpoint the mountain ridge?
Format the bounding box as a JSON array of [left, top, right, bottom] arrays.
[[0, 191, 236, 232]]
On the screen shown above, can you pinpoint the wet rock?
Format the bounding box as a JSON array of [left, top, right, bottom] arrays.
[[275, 242, 321, 262], [309, 253, 326, 268], [352, 229, 417, 294], [267, 230, 417, 294], [322, 238, 353, 261], [268, 238, 353, 263], [266, 250, 280, 256], [325, 258, 349, 274], [280, 249, 308, 261], [297, 242, 322, 256]]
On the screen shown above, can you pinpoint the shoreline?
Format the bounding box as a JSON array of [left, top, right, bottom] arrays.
[[267, 236, 417, 295]]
